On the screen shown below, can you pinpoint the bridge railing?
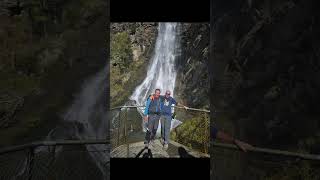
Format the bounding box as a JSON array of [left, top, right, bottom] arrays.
[[110, 105, 320, 177], [110, 105, 210, 156], [211, 142, 320, 179], [0, 139, 109, 180]]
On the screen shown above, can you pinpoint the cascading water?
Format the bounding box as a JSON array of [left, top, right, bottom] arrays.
[[63, 64, 109, 176], [16, 65, 109, 179], [45, 64, 109, 178], [130, 22, 181, 134], [62, 65, 108, 142]]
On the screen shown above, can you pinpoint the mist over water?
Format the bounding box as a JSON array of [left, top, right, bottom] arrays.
[[63, 64, 108, 177], [130, 23, 181, 106], [45, 64, 109, 178], [130, 23, 181, 134]]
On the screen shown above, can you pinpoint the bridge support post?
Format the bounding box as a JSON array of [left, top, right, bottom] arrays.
[[27, 147, 35, 180], [51, 145, 56, 164], [125, 107, 129, 157], [118, 109, 121, 146]]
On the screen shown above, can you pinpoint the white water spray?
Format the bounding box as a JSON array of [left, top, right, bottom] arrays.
[[130, 23, 181, 134], [42, 64, 109, 178], [17, 65, 109, 179], [62, 64, 109, 177]]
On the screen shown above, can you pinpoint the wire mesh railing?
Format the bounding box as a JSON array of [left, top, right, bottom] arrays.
[[110, 105, 210, 156], [0, 140, 109, 180], [211, 142, 320, 180]]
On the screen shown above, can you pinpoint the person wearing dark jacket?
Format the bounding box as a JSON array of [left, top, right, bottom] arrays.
[[159, 90, 186, 150], [143, 89, 162, 147]]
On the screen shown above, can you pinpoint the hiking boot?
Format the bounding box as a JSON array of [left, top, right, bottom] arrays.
[[160, 138, 164, 145], [163, 143, 168, 151], [144, 142, 149, 148]]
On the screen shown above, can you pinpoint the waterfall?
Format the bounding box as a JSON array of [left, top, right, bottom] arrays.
[[44, 64, 109, 178], [63, 64, 108, 177], [130, 22, 181, 134]]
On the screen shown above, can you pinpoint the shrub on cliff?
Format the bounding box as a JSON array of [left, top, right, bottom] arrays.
[[111, 32, 133, 73], [171, 112, 210, 153]]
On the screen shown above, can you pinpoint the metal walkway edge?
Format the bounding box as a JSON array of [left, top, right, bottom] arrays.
[[111, 139, 210, 158]]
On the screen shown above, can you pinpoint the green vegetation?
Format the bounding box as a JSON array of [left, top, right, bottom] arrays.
[[265, 134, 320, 179], [171, 112, 210, 153], [110, 23, 157, 108], [111, 32, 133, 72], [265, 161, 320, 180], [110, 31, 149, 107], [110, 54, 147, 107]]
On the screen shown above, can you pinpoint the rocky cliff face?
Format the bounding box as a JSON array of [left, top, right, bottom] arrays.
[[175, 23, 210, 109], [110, 23, 158, 107], [212, 0, 320, 149], [211, 0, 320, 179], [110, 22, 209, 108], [111, 23, 157, 62], [0, 0, 108, 145]]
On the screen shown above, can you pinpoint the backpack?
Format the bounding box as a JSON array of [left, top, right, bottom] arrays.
[[147, 94, 155, 101], [147, 94, 161, 111]]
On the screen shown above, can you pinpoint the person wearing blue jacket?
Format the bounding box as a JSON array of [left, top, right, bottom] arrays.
[[143, 89, 162, 147], [159, 90, 187, 150]]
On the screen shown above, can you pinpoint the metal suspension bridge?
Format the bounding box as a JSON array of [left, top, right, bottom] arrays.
[[0, 106, 319, 179]]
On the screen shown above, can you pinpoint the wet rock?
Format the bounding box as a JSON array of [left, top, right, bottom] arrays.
[[175, 23, 210, 108], [212, 0, 320, 153]]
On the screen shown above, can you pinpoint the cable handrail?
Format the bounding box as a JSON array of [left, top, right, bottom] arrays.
[[212, 142, 320, 161], [110, 105, 210, 113], [111, 105, 319, 161], [0, 139, 109, 155], [2, 139, 319, 161]]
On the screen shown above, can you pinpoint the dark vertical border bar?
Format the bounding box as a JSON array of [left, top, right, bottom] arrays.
[[111, 0, 210, 22], [209, 1, 214, 179], [106, 0, 111, 179]]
